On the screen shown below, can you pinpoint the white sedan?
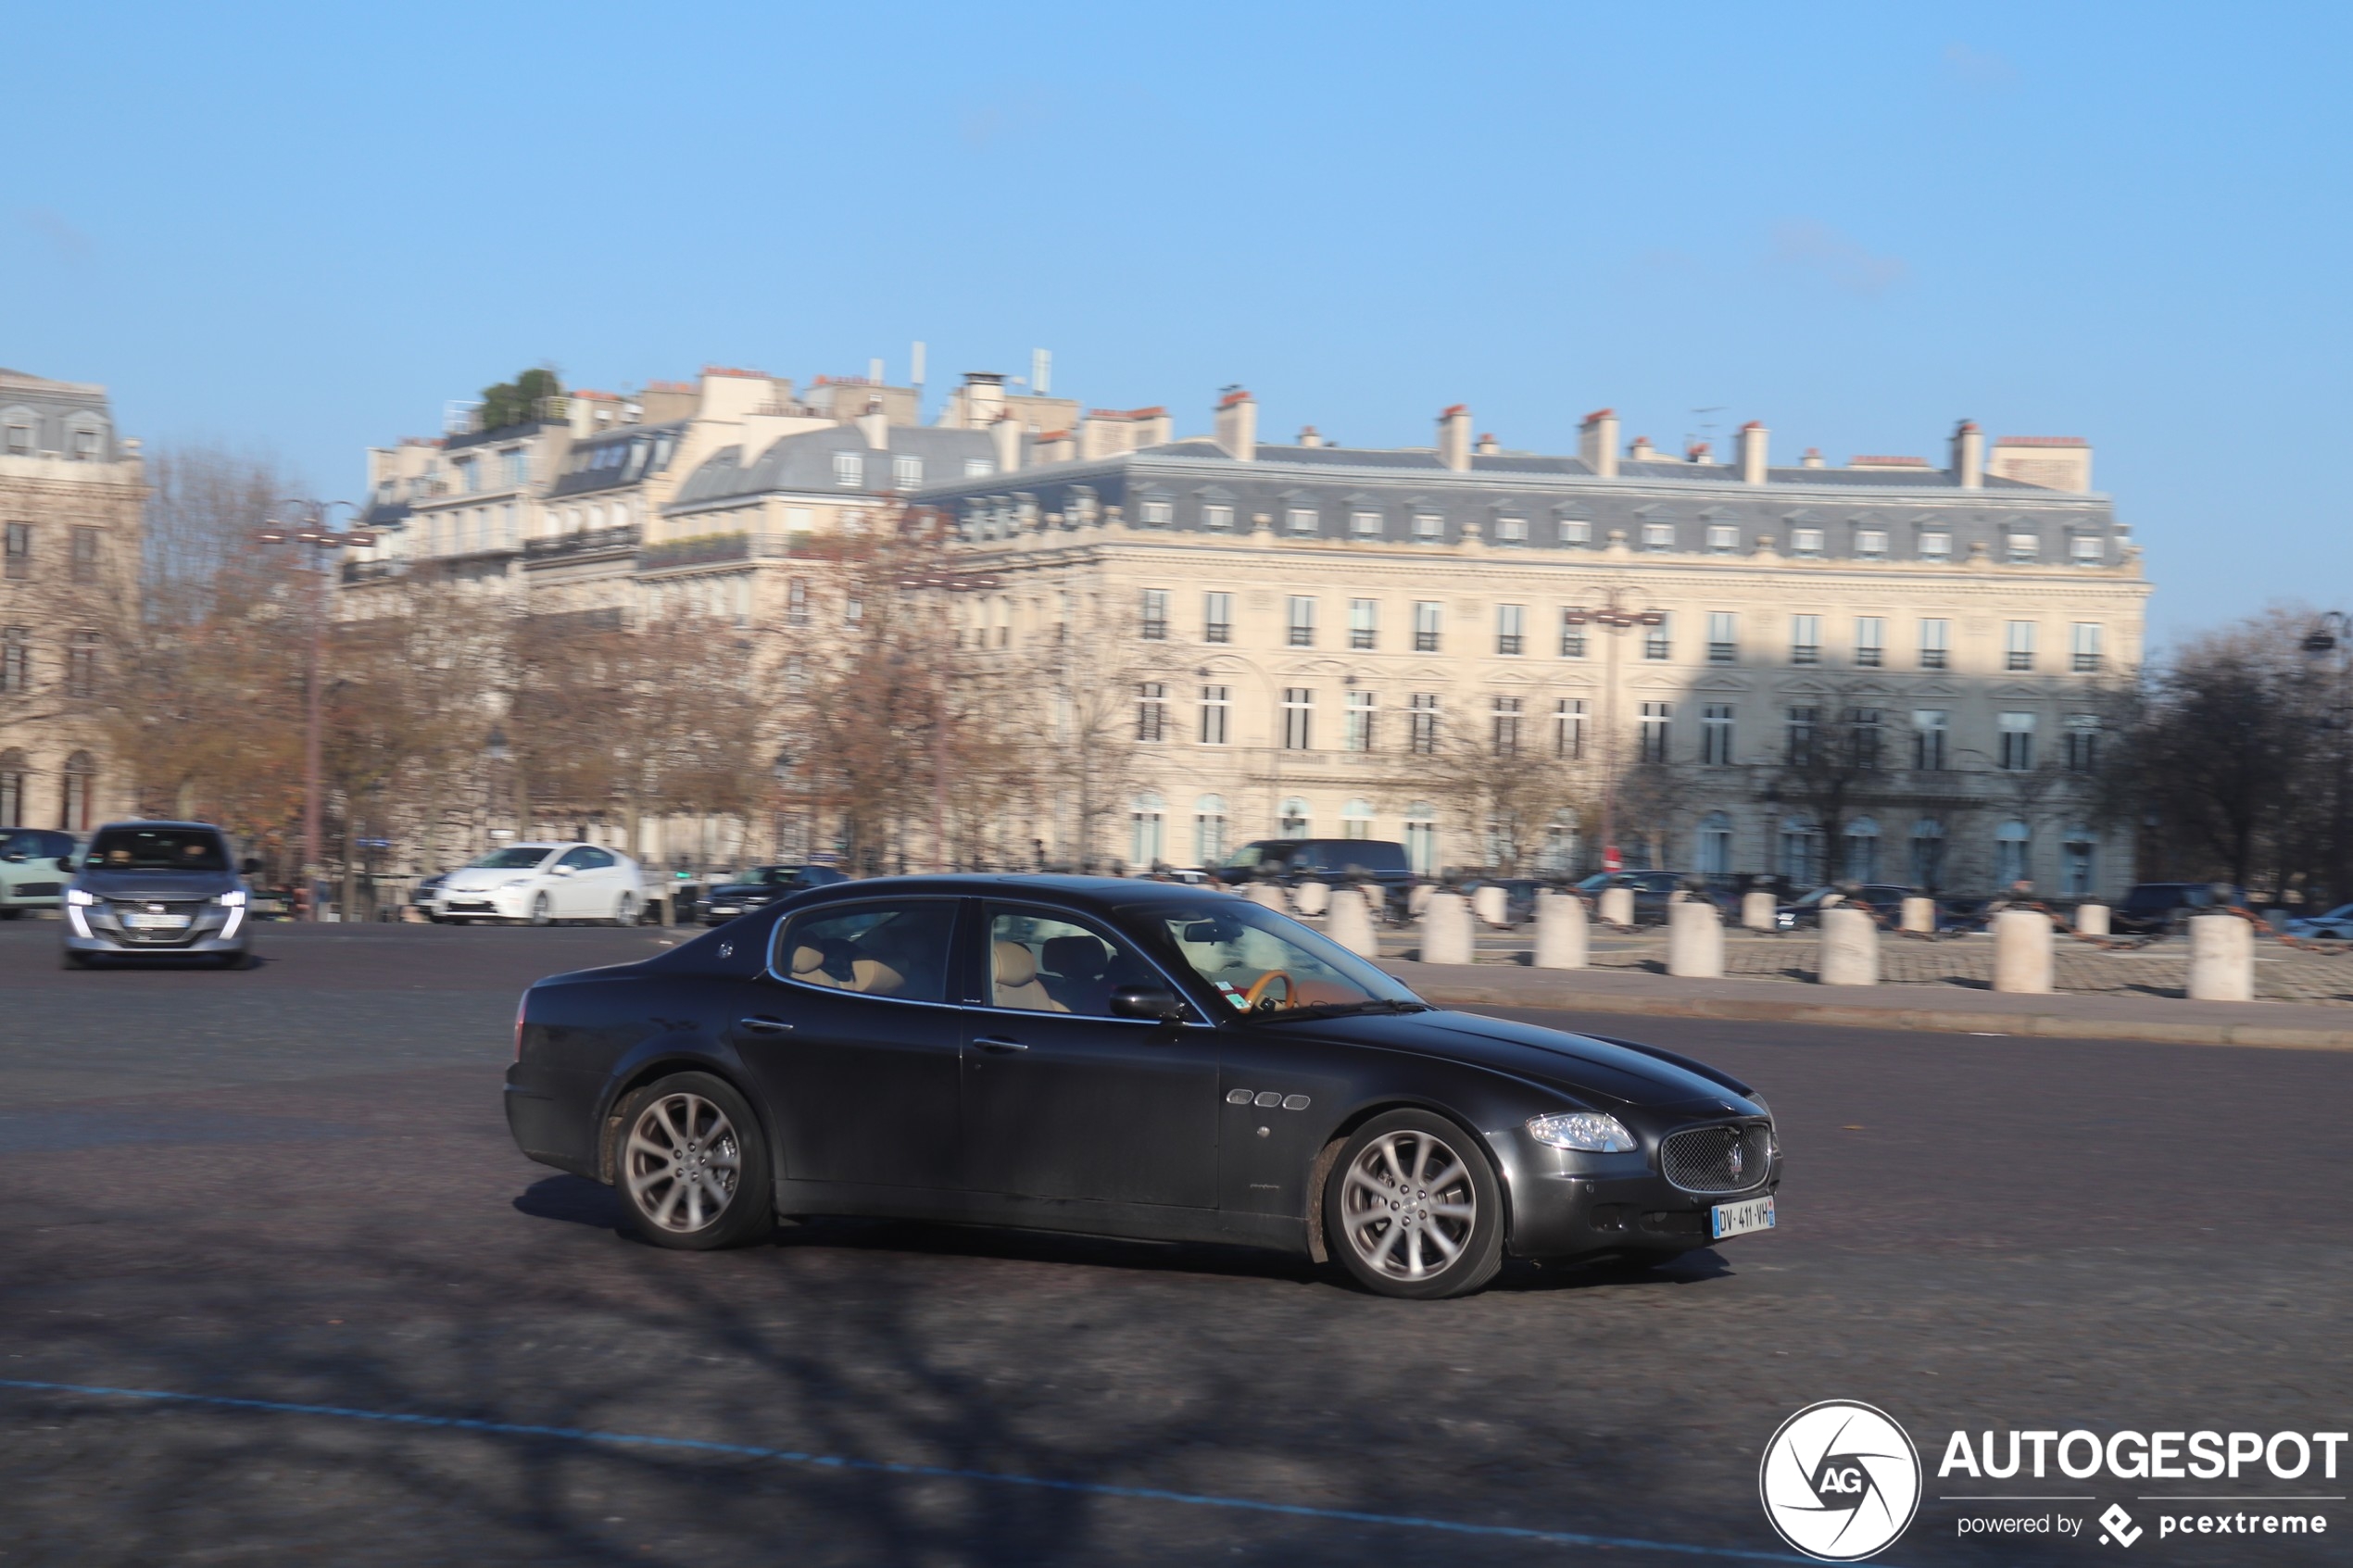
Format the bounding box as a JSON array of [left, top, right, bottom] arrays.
[[433, 843, 644, 926]]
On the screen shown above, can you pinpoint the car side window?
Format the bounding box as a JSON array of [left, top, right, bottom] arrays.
[[578, 847, 616, 870], [776, 902, 957, 1002], [556, 847, 598, 871], [986, 906, 1164, 1017]]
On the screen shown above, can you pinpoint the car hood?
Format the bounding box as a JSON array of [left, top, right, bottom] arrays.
[[1254, 1008, 1760, 1111], [707, 884, 781, 899], [75, 868, 239, 898]]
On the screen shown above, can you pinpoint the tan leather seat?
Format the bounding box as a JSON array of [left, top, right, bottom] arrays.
[[850, 957, 904, 996], [791, 945, 839, 988], [992, 940, 1066, 1011]]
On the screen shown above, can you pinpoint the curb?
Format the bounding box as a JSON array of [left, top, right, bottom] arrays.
[[1403, 981, 2353, 1052]]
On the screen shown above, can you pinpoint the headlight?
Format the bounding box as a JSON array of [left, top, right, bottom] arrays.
[[1527, 1111, 1639, 1152], [66, 888, 96, 907], [218, 889, 247, 908]]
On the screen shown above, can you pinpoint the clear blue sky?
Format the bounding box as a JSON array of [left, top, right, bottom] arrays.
[[5, 2, 2345, 641]]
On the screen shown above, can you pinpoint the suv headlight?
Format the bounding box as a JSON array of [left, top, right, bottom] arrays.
[[66, 888, 96, 907], [218, 889, 247, 908], [1527, 1111, 1639, 1152]]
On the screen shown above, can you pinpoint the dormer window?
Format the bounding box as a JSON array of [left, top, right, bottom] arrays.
[[1494, 515, 1527, 545], [833, 451, 863, 487], [3, 423, 30, 456], [1202, 503, 1234, 531], [1559, 518, 1591, 546], [1412, 511, 1443, 542], [2007, 532, 2039, 564], [1790, 527, 1824, 557], [70, 429, 101, 460], [1641, 521, 1674, 552], [2070, 534, 2103, 566], [963, 457, 994, 478], [1139, 497, 1173, 526], [1856, 528, 1888, 558], [1707, 523, 1739, 553], [1919, 530, 1951, 560], [893, 455, 923, 489]]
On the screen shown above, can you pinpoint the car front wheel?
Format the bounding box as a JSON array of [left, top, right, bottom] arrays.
[[528, 892, 552, 927], [613, 1073, 773, 1250], [610, 892, 637, 927], [1323, 1110, 1504, 1298]]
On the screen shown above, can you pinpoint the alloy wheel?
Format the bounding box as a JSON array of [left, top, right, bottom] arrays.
[[623, 1092, 742, 1234], [1339, 1126, 1478, 1282]]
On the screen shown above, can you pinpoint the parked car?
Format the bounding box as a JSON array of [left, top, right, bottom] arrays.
[[1214, 839, 1417, 910], [504, 874, 1781, 1298], [432, 842, 646, 926], [0, 828, 78, 917], [1772, 884, 1918, 931], [2111, 882, 2242, 935], [1573, 870, 1696, 925], [61, 821, 257, 969], [699, 863, 849, 923], [410, 872, 450, 920], [1459, 875, 1543, 926], [2282, 901, 2353, 940]]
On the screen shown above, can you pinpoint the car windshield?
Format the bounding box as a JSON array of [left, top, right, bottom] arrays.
[[1792, 887, 1834, 908], [86, 827, 229, 872], [1125, 897, 1423, 1019], [465, 846, 556, 871], [744, 867, 803, 886], [2319, 904, 2353, 922]]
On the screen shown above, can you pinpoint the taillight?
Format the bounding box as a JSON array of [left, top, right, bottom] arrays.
[[514, 989, 530, 1060]]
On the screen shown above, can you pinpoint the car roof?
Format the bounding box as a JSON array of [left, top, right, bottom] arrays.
[[90, 820, 227, 834], [786, 873, 1238, 915]]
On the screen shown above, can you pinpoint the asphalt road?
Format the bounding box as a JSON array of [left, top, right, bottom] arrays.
[[0, 921, 2347, 1566]]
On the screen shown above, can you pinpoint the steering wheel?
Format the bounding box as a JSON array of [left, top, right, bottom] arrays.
[[1242, 971, 1295, 1011]]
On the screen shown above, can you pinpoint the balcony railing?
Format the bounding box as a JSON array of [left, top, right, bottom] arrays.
[[635, 533, 796, 572], [522, 523, 641, 560], [340, 559, 403, 584]]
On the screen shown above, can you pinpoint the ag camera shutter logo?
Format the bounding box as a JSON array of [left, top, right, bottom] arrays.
[[1758, 1400, 1923, 1561]]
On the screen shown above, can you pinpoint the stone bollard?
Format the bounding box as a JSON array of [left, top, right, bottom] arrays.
[[1244, 883, 1288, 913], [1326, 887, 1379, 958], [1900, 897, 1937, 934], [1742, 890, 1778, 932], [1419, 893, 1475, 965], [1293, 880, 1329, 917], [2073, 902, 2109, 936], [1993, 909, 2055, 994], [1818, 906, 1881, 985], [1407, 883, 1435, 918], [1598, 885, 1636, 927], [1533, 891, 1588, 969], [2186, 914, 2254, 1002], [1667, 897, 1724, 978], [1471, 884, 1510, 928]]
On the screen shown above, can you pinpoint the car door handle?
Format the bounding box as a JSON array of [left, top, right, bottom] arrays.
[[972, 1036, 1029, 1053], [737, 1015, 793, 1034]]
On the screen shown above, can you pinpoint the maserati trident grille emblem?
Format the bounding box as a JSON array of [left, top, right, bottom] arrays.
[[1728, 1140, 1744, 1179]]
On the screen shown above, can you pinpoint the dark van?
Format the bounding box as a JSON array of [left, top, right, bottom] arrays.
[[1215, 838, 1416, 910]]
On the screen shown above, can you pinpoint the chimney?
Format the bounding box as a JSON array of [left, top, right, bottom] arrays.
[[1437, 405, 1472, 471], [1951, 420, 1984, 489], [1476, 432, 1500, 456], [1214, 388, 1256, 461], [857, 400, 888, 451], [1578, 408, 1620, 478], [1297, 425, 1324, 448], [990, 411, 1021, 474], [1135, 408, 1173, 447], [1737, 420, 1768, 484], [1684, 439, 1712, 464], [1629, 435, 1655, 461], [1801, 447, 1825, 469], [958, 371, 1007, 430]]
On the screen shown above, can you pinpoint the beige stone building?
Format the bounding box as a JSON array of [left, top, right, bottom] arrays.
[[917, 395, 2150, 897], [0, 370, 145, 833]]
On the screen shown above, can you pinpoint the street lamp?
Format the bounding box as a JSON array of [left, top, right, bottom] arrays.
[[1560, 590, 1667, 872], [255, 500, 373, 921]]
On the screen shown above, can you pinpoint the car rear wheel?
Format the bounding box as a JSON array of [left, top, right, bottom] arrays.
[[1324, 1110, 1504, 1298], [610, 892, 637, 927], [528, 892, 552, 927], [613, 1073, 773, 1250]]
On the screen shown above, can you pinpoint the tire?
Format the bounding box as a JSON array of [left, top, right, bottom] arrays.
[[1322, 1109, 1505, 1299], [611, 1072, 773, 1250], [528, 892, 552, 928], [610, 892, 638, 927]]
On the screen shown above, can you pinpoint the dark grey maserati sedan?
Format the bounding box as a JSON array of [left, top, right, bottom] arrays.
[[504, 875, 1780, 1298]]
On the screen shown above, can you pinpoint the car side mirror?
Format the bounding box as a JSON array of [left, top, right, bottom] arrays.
[[550, 864, 574, 877], [53, 855, 73, 872], [239, 857, 260, 875], [1109, 985, 1185, 1022]]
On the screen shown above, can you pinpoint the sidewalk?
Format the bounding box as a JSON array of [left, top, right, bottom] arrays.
[[1376, 958, 2353, 1050]]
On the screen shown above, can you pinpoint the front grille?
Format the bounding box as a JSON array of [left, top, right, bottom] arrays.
[[1660, 1122, 1773, 1194], [107, 900, 207, 945], [15, 882, 60, 897]]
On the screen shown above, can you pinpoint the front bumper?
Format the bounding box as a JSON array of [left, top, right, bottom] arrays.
[[1500, 1122, 1782, 1260], [436, 886, 533, 920], [65, 901, 250, 956]]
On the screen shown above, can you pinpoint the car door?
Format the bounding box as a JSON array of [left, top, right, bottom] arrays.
[[729, 897, 966, 1189], [959, 902, 1219, 1209]]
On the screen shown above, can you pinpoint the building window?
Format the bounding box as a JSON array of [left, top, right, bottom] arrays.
[[2006, 621, 2037, 671], [1491, 696, 1522, 756], [1351, 509, 1382, 539], [1412, 512, 1443, 542], [1199, 685, 1230, 745], [2062, 827, 2097, 897], [1996, 820, 2032, 886], [1856, 528, 1888, 559], [1999, 711, 2037, 771], [1642, 614, 1670, 660], [1139, 497, 1172, 525], [1403, 802, 1439, 875], [1286, 507, 1318, 535], [2071, 623, 2103, 672], [1638, 702, 1672, 763], [1846, 707, 1882, 770], [1701, 704, 1735, 765], [2071, 534, 2104, 567], [1919, 618, 1950, 670], [0, 627, 27, 693], [1843, 817, 1881, 882], [1641, 521, 1674, 552], [1919, 531, 1951, 561], [1786, 707, 1819, 766], [2066, 715, 2100, 772], [1790, 527, 1824, 558], [1349, 598, 1377, 650], [4, 522, 29, 580], [66, 631, 99, 698], [786, 578, 809, 628], [1707, 523, 1739, 554], [1780, 817, 1822, 885], [1345, 691, 1377, 752], [1137, 683, 1168, 742], [1413, 601, 1442, 653], [2006, 532, 2039, 564], [70, 527, 99, 583], [1855, 616, 1885, 668], [892, 455, 923, 489], [1287, 596, 1316, 647], [1913, 709, 1948, 771], [505, 447, 529, 486], [1408, 694, 1439, 755], [1342, 798, 1376, 839], [832, 451, 863, 487], [1140, 588, 1169, 641], [1554, 699, 1586, 759], [1559, 611, 1586, 659], [1131, 793, 1165, 867], [1202, 503, 1235, 532], [1281, 688, 1313, 749], [2, 424, 29, 455], [1697, 812, 1732, 876], [1558, 517, 1591, 546], [1203, 592, 1233, 644], [61, 752, 94, 833], [0, 747, 22, 825], [1911, 820, 1946, 889], [1279, 797, 1312, 838], [1791, 615, 1821, 666], [455, 457, 477, 494], [1706, 611, 1737, 664], [1195, 795, 1228, 864], [1495, 516, 1527, 545], [1496, 603, 1525, 656]]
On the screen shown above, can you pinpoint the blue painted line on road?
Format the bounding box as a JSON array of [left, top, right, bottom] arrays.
[[0, 1375, 1830, 1562]]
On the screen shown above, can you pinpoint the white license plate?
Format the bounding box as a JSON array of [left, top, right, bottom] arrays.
[[1711, 1195, 1776, 1239], [123, 912, 189, 930]]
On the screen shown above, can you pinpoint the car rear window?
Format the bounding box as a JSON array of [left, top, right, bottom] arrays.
[[86, 827, 229, 872], [1321, 840, 1409, 875]]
